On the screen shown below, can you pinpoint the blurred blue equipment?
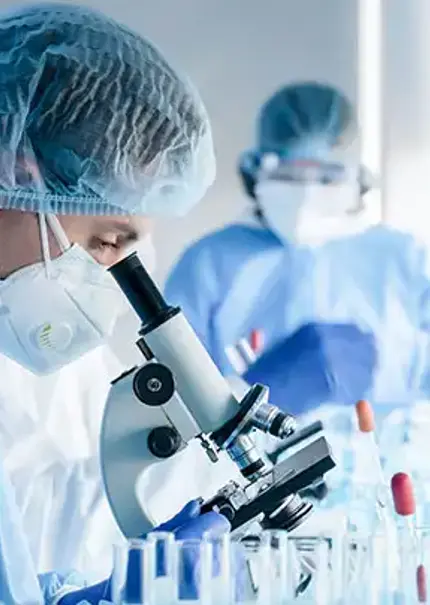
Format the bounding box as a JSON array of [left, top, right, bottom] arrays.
[[244, 323, 376, 415]]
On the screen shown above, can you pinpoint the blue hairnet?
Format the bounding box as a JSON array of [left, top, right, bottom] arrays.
[[0, 3, 214, 217], [257, 81, 354, 159], [238, 82, 366, 198]]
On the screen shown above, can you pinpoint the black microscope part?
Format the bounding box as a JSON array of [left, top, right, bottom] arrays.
[[211, 384, 268, 447], [268, 420, 324, 464], [241, 459, 266, 479], [202, 436, 335, 532], [109, 253, 180, 333], [268, 412, 288, 437], [133, 363, 175, 407], [300, 481, 329, 502], [260, 494, 313, 532], [147, 426, 182, 459], [136, 338, 154, 361]]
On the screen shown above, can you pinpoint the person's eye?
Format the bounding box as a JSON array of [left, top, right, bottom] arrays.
[[93, 238, 120, 251], [101, 241, 120, 250], [87, 238, 123, 267]]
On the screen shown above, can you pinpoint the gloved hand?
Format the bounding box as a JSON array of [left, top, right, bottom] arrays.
[[57, 500, 230, 604], [243, 322, 377, 415]]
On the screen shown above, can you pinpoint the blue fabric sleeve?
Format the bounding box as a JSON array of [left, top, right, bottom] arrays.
[[39, 570, 90, 605], [54, 579, 110, 604]]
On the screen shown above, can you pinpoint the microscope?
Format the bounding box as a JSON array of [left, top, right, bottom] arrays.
[[100, 253, 335, 539]]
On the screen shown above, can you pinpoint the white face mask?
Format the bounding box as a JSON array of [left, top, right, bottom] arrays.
[[255, 180, 374, 247], [0, 214, 130, 375]]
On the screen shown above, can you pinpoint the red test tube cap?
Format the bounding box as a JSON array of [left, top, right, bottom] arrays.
[[250, 330, 264, 354], [417, 565, 427, 603], [391, 472, 416, 516], [355, 400, 375, 432]]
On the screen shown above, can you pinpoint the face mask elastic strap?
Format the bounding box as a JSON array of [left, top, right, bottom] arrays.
[[46, 214, 71, 252], [37, 214, 52, 279], [37, 214, 71, 279]]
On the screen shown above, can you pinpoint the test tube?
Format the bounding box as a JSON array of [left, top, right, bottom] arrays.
[[202, 534, 233, 604], [352, 400, 396, 534], [416, 528, 430, 603], [225, 330, 264, 374], [144, 532, 177, 605], [308, 538, 332, 605], [331, 533, 372, 605], [391, 472, 418, 603], [347, 402, 380, 532], [175, 539, 213, 604], [224, 341, 250, 375], [279, 534, 342, 604], [233, 534, 269, 604], [259, 532, 296, 605], [112, 539, 146, 605], [366, 533, 400, 605], [417, 564, 427, 602], [235, 339, 257, 368], [354, 401, 383, 477], [234, 532, 299, 605]]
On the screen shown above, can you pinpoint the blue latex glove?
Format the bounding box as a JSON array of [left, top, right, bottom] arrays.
[[58, 500, 230, 604], [244, 322, 377, 415]]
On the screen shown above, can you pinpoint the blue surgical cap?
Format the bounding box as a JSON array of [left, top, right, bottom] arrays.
[[239, 82, 361, 198], [0, 3, 215, 217], [257, 81, 354, 160]]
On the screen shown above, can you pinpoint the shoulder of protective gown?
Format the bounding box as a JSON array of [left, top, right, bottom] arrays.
[[165, 222, 287, 319], [358, 224, 427, 266], [177, 222, 282, 271]]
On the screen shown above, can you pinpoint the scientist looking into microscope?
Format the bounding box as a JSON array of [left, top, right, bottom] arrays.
[[0, 3, 230, 602], [0, 4, 361, 604]]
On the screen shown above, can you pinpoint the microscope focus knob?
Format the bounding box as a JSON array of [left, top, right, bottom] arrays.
[[133, 363, 175, 406], [148, 426, 181, 459]]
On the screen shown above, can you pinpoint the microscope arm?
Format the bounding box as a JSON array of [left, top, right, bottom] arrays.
[[100, 364, 203, 538]]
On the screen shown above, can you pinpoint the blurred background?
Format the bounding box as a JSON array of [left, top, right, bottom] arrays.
[[4, 0, 430, 280]]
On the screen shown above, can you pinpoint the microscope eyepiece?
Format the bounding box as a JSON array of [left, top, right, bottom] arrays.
[[109, 253, 168, 321], [109, 253, 180, 333]]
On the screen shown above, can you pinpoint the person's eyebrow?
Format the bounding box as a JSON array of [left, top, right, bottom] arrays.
[[106, 220, 141, 243]]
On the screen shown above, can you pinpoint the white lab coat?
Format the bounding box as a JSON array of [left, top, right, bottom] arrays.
[[0, 342, 242, 585], [0, 346, 123, 583]]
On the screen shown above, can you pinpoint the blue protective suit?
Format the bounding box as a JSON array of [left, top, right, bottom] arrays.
[[165, 221, 430, 410]]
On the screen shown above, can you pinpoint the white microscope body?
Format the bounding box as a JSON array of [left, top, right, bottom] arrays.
[[100, 253, 335, 539]]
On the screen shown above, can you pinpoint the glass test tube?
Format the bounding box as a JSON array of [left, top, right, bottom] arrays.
[[112, 538, 146, 605]]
